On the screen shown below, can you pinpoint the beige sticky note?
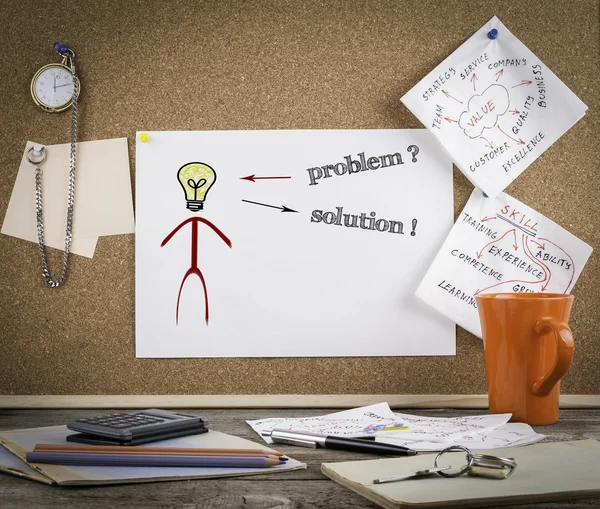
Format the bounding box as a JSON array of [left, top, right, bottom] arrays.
[[1, 138, 134, 258]]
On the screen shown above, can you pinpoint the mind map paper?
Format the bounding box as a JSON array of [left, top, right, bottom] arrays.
[[416, 189, 592, 337], [401, 16, 587, 198]]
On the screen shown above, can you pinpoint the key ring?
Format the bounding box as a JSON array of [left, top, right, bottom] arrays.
[[434, 445, 474, 477], [434, 445, 517, 479], [26, 146, 46, 165]]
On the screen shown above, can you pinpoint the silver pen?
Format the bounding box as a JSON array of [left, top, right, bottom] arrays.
[[262, 429, 417, 456]]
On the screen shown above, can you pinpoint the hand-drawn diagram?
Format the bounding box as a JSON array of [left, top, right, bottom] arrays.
[[162, 162, 232, 326], [415, 190, 592, 338], [250, 416, 409, 438], [472, 208, 575, 295], [443, 74, 534, 150], [376, 415, 543, 451], [136, 130, 455, 358], [391, 413, 510, 441], [401, 16, 588, 198], [380, 424, 544, 451], [247, 404, 408, 439]]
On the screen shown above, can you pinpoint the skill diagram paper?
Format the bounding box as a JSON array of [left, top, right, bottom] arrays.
[[135, 130, 454, 357], [416, 190, 592, 338], [402, 16, 587, 198]]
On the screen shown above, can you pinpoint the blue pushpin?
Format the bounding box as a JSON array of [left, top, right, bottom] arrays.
[[54, 42, 69, 54], [488, 28, 498, 40], [483, 192, 489, 198]]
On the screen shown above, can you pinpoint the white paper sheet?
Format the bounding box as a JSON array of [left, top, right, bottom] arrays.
[[401, 16, 587, 198], [248, 405, 541, 451], [416, 189, 592, 337], [0, 442, 52, 484], [1, 138, 135, 258], [376, 423, 545, 451], [247, 403, 402, 444], [135, 130, 455, 358], [378, 412, 511, 441]]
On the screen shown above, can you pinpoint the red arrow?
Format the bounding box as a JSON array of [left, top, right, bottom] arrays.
[[481, 216, 496, 222], [523, 236, 550, 288], [477, 237, 550, 297], [497, 125, 525, 145], [476, 229, 515, 259], [512, 80, 532, 88], [530, 240, 545, 250], [495, 69, 504, 81], [539, 237, 575, 292], [475, 277, 540, 296], [471, 73, 478, 92], [508, 109, 520, 115], [479, 136, 494, 149], [241, 174, 292, 182], [444, 117, 458, 123], [512, 230, 518, 251], [442, 89, 463, 104]]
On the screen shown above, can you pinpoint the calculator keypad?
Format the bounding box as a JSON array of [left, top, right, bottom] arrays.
[[76, 413, 165, 429]]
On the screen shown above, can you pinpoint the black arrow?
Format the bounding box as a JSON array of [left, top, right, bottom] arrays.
[[242, 199, 298, 213]]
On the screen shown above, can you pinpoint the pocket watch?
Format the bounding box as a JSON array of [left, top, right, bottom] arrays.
[[30, 43, 80, 113], [27, 43, 81, 287]]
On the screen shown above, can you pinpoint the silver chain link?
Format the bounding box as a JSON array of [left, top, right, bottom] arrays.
[[34, 53, 78, 288]]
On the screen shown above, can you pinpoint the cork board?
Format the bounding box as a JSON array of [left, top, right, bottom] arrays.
[[0, 0, 598, 397]]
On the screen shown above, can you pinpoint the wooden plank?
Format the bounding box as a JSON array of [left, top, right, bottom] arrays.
[[0, 477, 380, 509], [3, 473, 600, 509], [1, 394, 599, 409]]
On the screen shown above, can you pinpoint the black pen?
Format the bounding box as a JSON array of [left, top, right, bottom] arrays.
[[262, 429, 417, 456]]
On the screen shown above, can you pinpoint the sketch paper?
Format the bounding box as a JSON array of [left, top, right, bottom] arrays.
[[377, 412, 511, 441], [248, 405, 540, 451], [376, 423, 545, 451], [401, 16, 587, 198], [416, 189, 593, 337], [135, 130, 454, 358], [247, 403, 401, 444], [1, 139, 135, 258]]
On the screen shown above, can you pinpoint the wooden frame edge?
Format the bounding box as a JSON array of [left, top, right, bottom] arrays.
[[0, 394, 598, 409]]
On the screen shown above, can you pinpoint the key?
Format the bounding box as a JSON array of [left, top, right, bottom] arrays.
[[373, 466, 451, 484]]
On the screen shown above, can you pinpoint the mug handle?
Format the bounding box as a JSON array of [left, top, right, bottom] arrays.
[[532, 320, 574, 397]]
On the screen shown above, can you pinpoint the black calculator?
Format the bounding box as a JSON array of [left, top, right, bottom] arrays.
[[66, 409, 208, 446]]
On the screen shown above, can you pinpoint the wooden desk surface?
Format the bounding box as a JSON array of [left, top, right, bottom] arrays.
[[1, 408, 599, 509]]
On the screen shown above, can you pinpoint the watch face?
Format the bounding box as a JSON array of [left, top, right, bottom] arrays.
[[32, 65, 75, 110]]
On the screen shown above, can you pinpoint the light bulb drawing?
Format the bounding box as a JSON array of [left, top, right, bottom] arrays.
[[177, 162, 217, 211]]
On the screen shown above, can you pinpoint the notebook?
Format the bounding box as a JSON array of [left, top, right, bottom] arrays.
[[322, 440, 600, 509], [0, 425, 305, 486]]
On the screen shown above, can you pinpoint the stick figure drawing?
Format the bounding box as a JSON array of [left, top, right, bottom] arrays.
[[161, 162, 232, 325]]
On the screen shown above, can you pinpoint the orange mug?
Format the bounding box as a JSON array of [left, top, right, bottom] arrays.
[[475, 293, 575, 425]]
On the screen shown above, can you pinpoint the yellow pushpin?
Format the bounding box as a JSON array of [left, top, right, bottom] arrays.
[[140, 132, 150, 143]]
